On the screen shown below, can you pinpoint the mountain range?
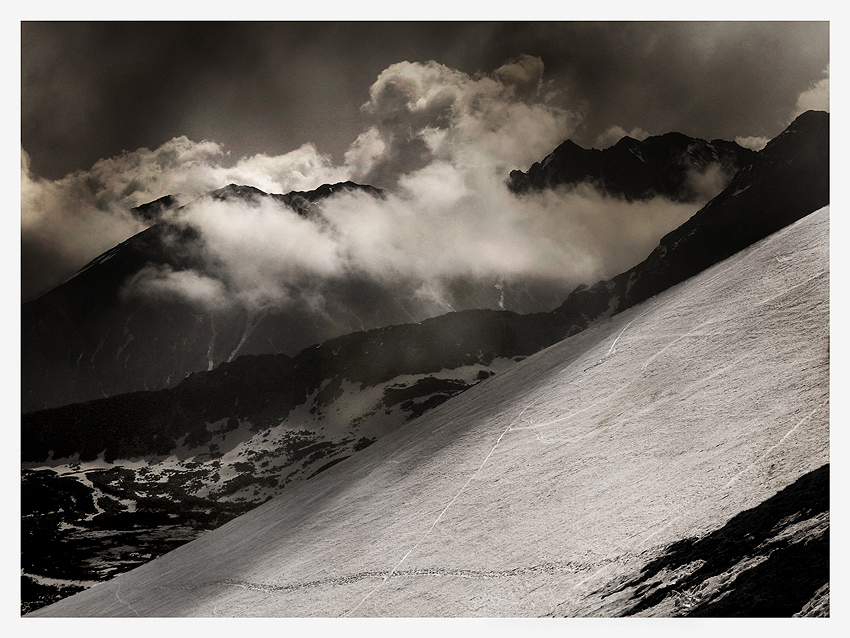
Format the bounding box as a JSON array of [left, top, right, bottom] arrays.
[[22, 129, 758, 413], [21, 111, 829, 615]]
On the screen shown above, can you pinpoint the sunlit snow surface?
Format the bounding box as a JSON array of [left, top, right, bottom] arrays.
[[32, 207, 829, 617]]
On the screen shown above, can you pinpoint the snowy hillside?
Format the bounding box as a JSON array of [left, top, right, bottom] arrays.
[[31, 205, 829, 617]]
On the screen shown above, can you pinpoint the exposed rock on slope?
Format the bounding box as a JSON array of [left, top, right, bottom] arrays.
[[30, 205, 829, 617]]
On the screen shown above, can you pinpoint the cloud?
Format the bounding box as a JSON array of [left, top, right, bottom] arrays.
[[317, 174, 700, 288], [139, 155, 703, 315], [21, 137, 349, 300], [735, 136, 770, 151], [352, 56, 580, 187], [794, 65, 829, 115], [594, 125, 651, 149], [121, 265, 228, 309], [24, 55, 722, 316], [172, 195, 345, 309], [493, 54, 546, 99], [343, 127, 386, 180], [683, 164, 737, 202]]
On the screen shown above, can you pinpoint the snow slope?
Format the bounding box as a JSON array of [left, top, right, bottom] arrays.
[[31, 206, 829, 617]]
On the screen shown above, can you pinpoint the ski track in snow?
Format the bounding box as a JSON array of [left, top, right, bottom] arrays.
[[114, 577, 140, 617], [639, 318, 717, 372], [343, 399, 541, 616], [161, 554, 648, 600], [605, 307, 652, 357], [754, 270, 827, 307]]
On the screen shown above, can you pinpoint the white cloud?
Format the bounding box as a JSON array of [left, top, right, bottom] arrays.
[[735, 135, 769, 151], [343, 127, 386, 180], [121, 264, 229, 309], [352, 56, 580, 186], [21, 137, 350, 299], [594, 125, 651, 149], [794, 66, 829, 116]]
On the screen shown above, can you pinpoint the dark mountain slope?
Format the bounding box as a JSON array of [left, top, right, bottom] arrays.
[[21, 182, 392, 412], [552, 110, 829, 331], [22, 309, 562, 464]]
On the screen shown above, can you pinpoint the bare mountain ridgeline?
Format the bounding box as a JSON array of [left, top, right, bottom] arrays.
[[22, 111, 829, 615], [23, 130, 760, 413], [507, 133, 757, 201], [24, 112, 828, 461]]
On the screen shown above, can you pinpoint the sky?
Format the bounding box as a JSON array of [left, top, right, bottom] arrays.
[[20, 21, 830, 302]]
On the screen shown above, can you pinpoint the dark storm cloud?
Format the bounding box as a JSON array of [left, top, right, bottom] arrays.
[[22, 22, 828, 180], [22, 22, 500, 181], [20, 22, 828, 303], [468, 22, 829, 145]]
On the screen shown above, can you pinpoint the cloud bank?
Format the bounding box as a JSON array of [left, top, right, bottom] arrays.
[[24, 55, 717, 309], [348, 54, 579, 187], [21, 137, 348, 299], [121, 172, 700, 315]]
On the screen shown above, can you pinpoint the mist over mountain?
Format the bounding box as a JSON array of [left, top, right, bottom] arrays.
[[22, 126, 760, 414], [22, 111, 828, 615]]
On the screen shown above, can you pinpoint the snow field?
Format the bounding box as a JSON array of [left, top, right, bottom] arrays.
[[33, 207, 829, 617]]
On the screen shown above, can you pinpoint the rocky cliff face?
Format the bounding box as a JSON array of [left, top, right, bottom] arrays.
[[551, 110, 829, 334]]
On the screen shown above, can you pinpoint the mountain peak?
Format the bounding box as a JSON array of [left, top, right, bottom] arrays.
[[209, 183, 268, 201], [509, 131, 757, 201]]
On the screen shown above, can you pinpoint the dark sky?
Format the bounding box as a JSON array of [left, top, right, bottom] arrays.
[[22, 21, 829, 180]]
